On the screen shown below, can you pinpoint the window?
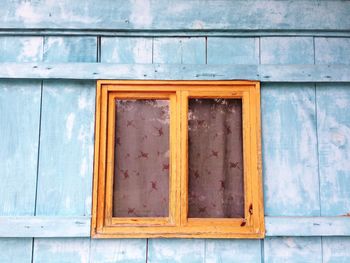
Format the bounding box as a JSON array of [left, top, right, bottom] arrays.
[[91, 80, 264, 238]]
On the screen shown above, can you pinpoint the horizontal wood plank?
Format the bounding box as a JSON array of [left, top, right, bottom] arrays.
[[1, 216, 350, 237], [1, 1, 349, 31], [265, 217, 350, 236], [0, 217, 90, 237], [0, 63, 349, 82]]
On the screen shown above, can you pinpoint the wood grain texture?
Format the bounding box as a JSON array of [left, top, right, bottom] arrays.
[[0, 238, 33, 263], [43, 36, 97, 62], [0, 36, 43, 62], [260, 37, 314, 64], [0, 217, 90, 237], [323, 237, 350, 263], [207, 37, 259, 65], [265, 216, 350, 236], [148, 239, 205, 263], [33, 238, 90, 263], [153, 37, 205, 64], [316, 83, 350, 216], [1, 1, 349, 30], [36, 80, 95, 216], [264, 237, 322, 263], [205, 239, 261, 262], [315, 37, 350, 64], [0, 80, 41, 216], [261, 83, 320, 216], [101, 37, 152, 63], [90, 239, 147, 263], [0, 63, 349, 82]]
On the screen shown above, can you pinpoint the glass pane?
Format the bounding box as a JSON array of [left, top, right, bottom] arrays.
[[113, 99, 169, 217], [188, 98, 244, 218]]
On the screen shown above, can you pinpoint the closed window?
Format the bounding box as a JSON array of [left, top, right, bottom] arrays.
[[92, 80, 264, 238]]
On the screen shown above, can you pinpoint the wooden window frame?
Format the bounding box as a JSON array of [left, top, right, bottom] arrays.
[[91, 80, 264, 238]]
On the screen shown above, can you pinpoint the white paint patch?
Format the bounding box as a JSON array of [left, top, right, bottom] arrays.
[[80, 158, 87, 178], [15, 2, 43, 24], [78, 95, 92, 110], [132, 39, 152, 63], [192, 20, 205, 29], [130, 0, 153, 28], [66, 113, 75, 140], [18, 38, 42, 62]]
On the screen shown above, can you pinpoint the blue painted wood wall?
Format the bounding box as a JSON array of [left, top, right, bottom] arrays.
[[0, 1, 350, 262]]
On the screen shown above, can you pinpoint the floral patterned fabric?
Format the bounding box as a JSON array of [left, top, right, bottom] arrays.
[[188, 99, 244, 218], [113, 99, 169, 217]]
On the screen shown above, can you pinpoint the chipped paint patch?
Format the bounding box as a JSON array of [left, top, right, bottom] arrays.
[[130, 0, 152, 28], [66, 113, 75, 140]]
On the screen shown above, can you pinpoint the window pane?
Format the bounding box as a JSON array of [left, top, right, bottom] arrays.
[[188, 98, 244, 218], [113, 99, 169, 217]]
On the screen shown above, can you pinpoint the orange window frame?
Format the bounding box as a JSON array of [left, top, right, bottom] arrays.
[[91, 80, 264, 238]]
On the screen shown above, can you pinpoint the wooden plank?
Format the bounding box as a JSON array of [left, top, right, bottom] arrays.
[[1, 216, 350, 237], [0, 238, 33, 263], [265, 217, 350, 236], [315, 37, 350, 64], [261, 83, 320, 216], [0, 217, 90, 237], [207, 37, 259, 64], [264, 237, 322, 263], [0, 80, 41, 216], [261, 37, 314, 64], [43, 36, 97, 62], [1, 1, 349, 30], [90, 239, 146, 263], [153, 37, 205, 64], [0, 63, 349, 82], [205, 239, 261, 262], [323, 237, 350, 263], [0, 36, 42, 62], [33, 238, 90, 263], [35, 80, 95, 216], [101, 37, 152, 63], [317, 83, 350, 216], [148, 239, 205, 263]]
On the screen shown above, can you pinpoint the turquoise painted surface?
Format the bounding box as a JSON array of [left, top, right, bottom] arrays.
[[0, 80, 41, 216], [101, 37, 153, 63], [33, 238, 90, 263], [323, 237, 350, 263], [317, 84, 350, 216], [207, 37, 259, 64], [43, 36, 97, 62], [153, 37, 205, 64], [0, 37, 43, 62], [36, 80, 95, 216], [148, 239, 205, 263], [1, 1, 349, 30], [315, 37, 350, 64], [261, 83, 320, 216], [0, 238, 32, 263], [90, 239, 146, 263], [205, 239, 261, 263], [264, 237, 322, 263], [260, 37, 314, 64]]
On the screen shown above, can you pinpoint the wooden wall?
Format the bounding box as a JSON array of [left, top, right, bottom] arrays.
[[0, 1, 350, 262]]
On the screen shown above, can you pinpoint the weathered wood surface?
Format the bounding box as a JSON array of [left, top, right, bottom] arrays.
[[0, 36, 43, 62], [323, 237, 350, 263], [35, 80, 95, 216], [261, 83, 320, 216], [315, 37, 350, 64], [0, 238, 33, 263], [0, 80, 41, 216], [265, 217, 350, 237], [0, 63, 349, 82], [317, 84, 350, 216], [33, 238, 90, 263], [0, 217, 90, 237], [264, 237, 322, 263], [1, 1, 350, 30], [90, 239, 147, 263], [207, 37, 259, 65], [261, 37, 314, 64]]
